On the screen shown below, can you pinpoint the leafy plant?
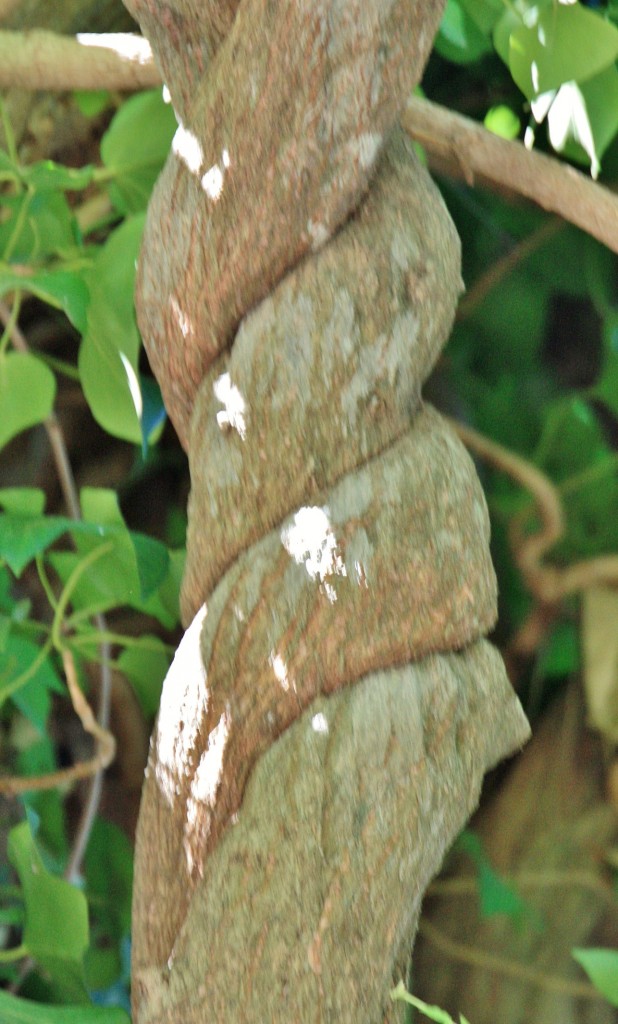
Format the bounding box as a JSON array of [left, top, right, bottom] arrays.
[[0, 86, 180, 1014]]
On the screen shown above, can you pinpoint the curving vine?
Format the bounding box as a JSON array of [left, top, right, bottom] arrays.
[[121, 2, 530, 1021]]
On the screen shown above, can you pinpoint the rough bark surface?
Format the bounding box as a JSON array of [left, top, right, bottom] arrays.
[[123, 2, 531, 1021]]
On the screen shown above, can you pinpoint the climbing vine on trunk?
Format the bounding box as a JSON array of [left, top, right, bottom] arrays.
[[122, 2, 530, 1021]]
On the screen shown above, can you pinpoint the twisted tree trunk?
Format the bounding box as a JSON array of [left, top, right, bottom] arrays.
[[122, 2, 530, 1020]]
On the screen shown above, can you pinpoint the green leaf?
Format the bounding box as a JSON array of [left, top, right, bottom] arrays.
[[73, 90, 111, 118], [79, 215, 145, 444], [7, 821, 89, 996], [456, 830, 528, 921], [101, 89, 176, 214], [0, 270, 90, 334], [0, 353, 55, 451], [0, 514, 69, 575], [117, 636, 170, 717], [573, 947, 618, 1006], [17, 739, 69, 864], [2, 634, 63, 731], [0, 990, 129, 1024], [84, 820, 133, 939], [80, 488, 169, 600], [484, 105, 520, 140], [509, 5, 618, 100], [131, 530, 170, 601], [0, 191, 77, 264], [0, 489, 46, 516], [22, 162, 95, 193], [436, 0, 493, 64]]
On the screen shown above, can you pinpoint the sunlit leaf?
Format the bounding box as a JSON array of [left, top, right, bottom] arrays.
[[101, 89, 176, 213], [79, 215, 145, 443], [0, 353, 55, 451], [8, 820, 89, 1001], [573, 947, 618, 1006], [436, 0, 492, 63], [509, 4, 618, 100], [22, 162, 95, 193]]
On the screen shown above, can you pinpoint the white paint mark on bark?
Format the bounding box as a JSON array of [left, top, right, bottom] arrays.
[[172, 123, 204, 174]]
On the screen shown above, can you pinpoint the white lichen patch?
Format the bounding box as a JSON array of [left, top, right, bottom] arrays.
[[281, 506, 347, 603], [213, 372, 247, 439], [172, 123, 204, 175]]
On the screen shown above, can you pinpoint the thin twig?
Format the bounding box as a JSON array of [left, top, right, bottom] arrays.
[[429, 869, 616, 908], [418, 918, 604, 1002], [449, 418, 618, 604], [403, 96, 618, 256], [0, 652, 116, 792], [0, 299, 113, 884], [457, 218, 564, 321]]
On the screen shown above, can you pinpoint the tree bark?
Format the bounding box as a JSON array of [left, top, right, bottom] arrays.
[[123, 2, 530, 1021]]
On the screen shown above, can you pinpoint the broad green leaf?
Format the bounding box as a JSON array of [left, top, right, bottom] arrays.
[[0, 489, 46, 516], [0, 270, 90, 333], [131, 531, 170, 600], [509, 5, 618, 100], [101, 89, 176, 213], [117, 636, 170, 716], [436, 0, 492, 64], [0, 353, 55, 451], [456, 830, 528, 921], [17, 739, 69, 864], [80, 487, 124, 526], [22, 161, 95, 193], [79, 215, 145, 444], [80, 488, 170, 600], [0, 990, 129, 1024], [573, 947, 618, 1006], [7, 821, 89, 994], [0, 513, 69, 575], [84, 820, 133, 938], [2, 634, 63, 730], [0, 190, 77, 264]]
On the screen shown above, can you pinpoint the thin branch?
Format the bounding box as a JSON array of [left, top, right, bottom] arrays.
[[0, 30, 160, 91], [418, 918, 604, 1002], [449, 418, 618, 606], [457, 218, 563, 321], [429, 869, 616, 908], [403, 96, 618, 256], [0, 300, 113, 885]]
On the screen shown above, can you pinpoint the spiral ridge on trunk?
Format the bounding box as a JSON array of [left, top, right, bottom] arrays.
[[123, 3, 530, 1021]]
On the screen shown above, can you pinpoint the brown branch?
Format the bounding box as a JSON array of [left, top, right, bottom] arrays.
[[418, 918, 604, 1002], [403, 96, 618, 256], [449, 417, 618, 619], [0, 30, 160, 91]]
